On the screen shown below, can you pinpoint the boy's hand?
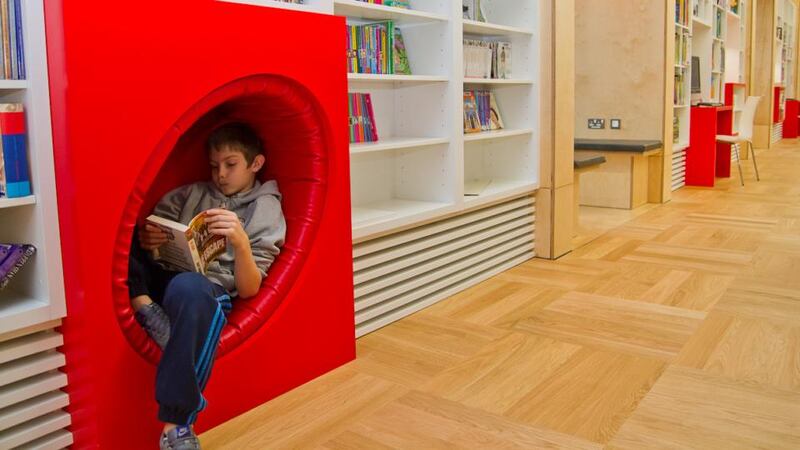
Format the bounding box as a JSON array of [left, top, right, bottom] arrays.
[[139, 224, 168, 250], [205, 209, 248, 250]]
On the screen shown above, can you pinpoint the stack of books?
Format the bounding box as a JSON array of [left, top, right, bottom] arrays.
[[0, 0, 25, 80], [346, 21, 411, 75], [463, 90, 504, 134], [463, 39, 511, 79], [0, 103, 30, 198], [355, 0, 410, 8], [348, 93, 378, 143]]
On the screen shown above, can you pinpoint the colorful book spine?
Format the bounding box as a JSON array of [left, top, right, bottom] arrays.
[[0, 103, 30, 197], [0, 0, 10, 79], [348, 93, 379, 144]]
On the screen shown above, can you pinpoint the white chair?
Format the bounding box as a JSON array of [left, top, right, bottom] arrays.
[[716, 96, 761, 186]]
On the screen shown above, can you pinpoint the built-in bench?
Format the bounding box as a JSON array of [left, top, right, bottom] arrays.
[[573, 154, 607, 232], [574, 139, 664, 209]]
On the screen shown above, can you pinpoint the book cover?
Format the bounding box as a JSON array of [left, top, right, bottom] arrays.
[[7, 0, 15, 80], [0, 243, 34, 290], [489, 91, 504, 130], [393, 27, 411, 75], [0, 0, 9, 80], [147, 212, 227, 274], [463, 90, 481, 133], [364, 93, 379, 141], [0, 103, 30, 198]]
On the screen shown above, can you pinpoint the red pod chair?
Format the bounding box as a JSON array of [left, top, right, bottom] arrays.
[[44, 1, 354, 448]]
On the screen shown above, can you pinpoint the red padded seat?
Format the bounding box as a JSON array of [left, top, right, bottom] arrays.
[[111, 75, 329, 365]]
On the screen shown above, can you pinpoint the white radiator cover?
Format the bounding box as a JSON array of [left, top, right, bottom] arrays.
[[353, 195, 536, 337]]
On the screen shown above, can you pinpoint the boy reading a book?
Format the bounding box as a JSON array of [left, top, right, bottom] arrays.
[[127, 123, 286, 450]]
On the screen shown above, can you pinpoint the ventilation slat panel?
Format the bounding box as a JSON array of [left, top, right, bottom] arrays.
[[356, 251, 534, 337], [0, 410, 70, 449], [354, 205, 535, 273], [17, 429, 73, 450], [0, 391, 69, 433], [355, 216, 534, 285], [0, 372, 68, 411], [0, 353, 65, 389], [354, 196, 534, 258], [356, 235, 534, 310], [0, 332, 63, 365]]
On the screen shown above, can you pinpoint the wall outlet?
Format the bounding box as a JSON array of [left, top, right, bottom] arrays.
[[588, 118, 605, 129], [610, 119, 622, 129]]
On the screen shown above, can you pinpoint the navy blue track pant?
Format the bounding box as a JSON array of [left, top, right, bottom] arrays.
[[128, 235, 232, 425]]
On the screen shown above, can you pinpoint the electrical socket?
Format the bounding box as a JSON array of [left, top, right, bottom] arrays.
[[610, 119, 622, 129], [588, 118, 605, 129]]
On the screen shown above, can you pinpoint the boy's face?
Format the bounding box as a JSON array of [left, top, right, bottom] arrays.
[[209, 145, 264, 196]]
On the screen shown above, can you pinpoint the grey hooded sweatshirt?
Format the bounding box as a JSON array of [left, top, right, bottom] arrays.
[[152, 180, 286, 296]]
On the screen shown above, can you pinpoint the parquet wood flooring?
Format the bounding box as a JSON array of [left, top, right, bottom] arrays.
[[202, 141, 800, 448]]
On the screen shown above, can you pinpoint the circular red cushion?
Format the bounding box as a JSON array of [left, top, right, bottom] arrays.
[[111, 74, 330, 365]]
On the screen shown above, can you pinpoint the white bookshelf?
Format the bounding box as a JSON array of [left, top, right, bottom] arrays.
[[0, 0, 66, 336], [339, 0, 540, 241], [725, 0, 747, 84], [673, 0, 693, 191], [221, 0, 333, 14]]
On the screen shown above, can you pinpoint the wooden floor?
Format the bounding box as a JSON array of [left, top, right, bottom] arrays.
[[202, 141, 800, 449]]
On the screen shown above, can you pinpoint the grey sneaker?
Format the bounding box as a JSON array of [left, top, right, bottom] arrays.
[[160, 425, 201, 450], [134, 302, 171, 349]]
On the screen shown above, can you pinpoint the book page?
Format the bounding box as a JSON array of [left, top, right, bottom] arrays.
[[146, 215, 201, 272]]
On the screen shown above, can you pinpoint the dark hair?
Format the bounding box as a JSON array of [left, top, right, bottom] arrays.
[[207, 122, 263, 166]]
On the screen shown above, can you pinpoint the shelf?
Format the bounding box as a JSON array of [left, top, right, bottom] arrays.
[[352, 199, 454, 238], [693, 17, 712, 28], [0, 196, 36, 209], [0, 80, 26, 90], [463, 179, 538, 206], [348, 73, 448, 84], [676, 22, 690, 30], [674, 104, 690, 108], [462, 20, 533, 36], [727, 10, 741, 19], [463, 78, 533, 85], [334, 0, 447, 24], [0, 290, 51, 336], [464, 128, 533, 142], [220, 0, 328, 13], [350, 137, 448, 154]]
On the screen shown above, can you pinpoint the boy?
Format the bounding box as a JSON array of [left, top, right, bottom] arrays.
[[128, 123, 286, 450]]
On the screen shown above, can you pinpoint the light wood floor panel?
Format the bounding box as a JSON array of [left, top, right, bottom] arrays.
[[513, 291, 705, 360], [320, 391, 602, 450], [676, 312, 800, 391], [608, 366, 800, 449], [204, 143, 800, 448]]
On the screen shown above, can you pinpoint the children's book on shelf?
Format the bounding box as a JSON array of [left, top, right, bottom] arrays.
[[463, 91, 481, 133], [146, 213, 226, 274], [348, 92, 379, 143], [347, 21, 412, 75], [0, 0, 25, 79], [0, 243, 34, 290], [462, 0, 487, 22], [464, 39, 511, 79], [673, 115, 680, 143], [356, 0, 410, 8], [393, 27, 411, 75], [463, 89, 504, 133], [0, 103, 30, 198]]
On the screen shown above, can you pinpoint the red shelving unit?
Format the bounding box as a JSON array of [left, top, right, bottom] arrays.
[[784, 99, 799, 138], [687, 105, 734, 186]]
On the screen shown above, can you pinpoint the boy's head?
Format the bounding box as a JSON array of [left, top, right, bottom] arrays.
[[206, 122, 266, 196]]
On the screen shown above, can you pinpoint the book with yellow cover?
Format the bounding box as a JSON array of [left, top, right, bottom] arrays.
[[146, 212, 226, 274]]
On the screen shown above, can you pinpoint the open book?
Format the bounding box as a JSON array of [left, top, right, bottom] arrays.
[[146, 212, 226, 274]]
